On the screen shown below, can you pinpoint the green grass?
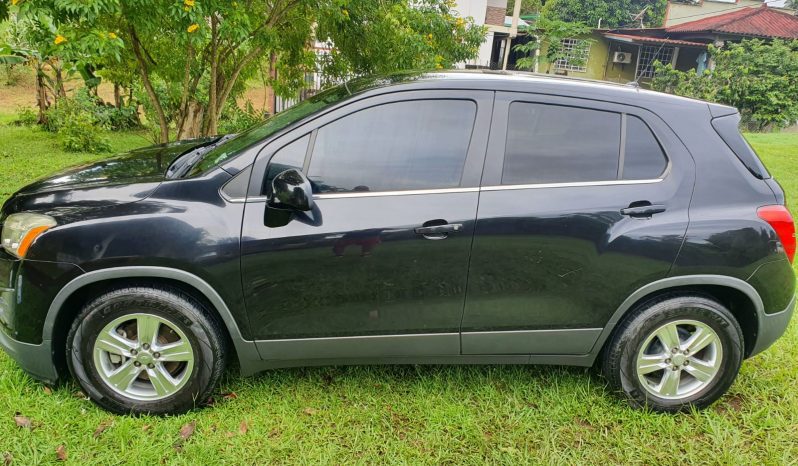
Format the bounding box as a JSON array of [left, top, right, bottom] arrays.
[[0, 123, 797, 464]]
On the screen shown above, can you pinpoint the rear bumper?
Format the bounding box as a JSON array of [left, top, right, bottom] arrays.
[[750, 293, 795, 357], [0, 325, 58, 384]]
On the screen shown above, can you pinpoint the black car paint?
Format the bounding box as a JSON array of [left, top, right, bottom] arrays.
[[0, 71, 794, 383]]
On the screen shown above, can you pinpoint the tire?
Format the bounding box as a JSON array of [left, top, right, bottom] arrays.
[[67, 285, 227, 415], [602, 294, 744, 412]]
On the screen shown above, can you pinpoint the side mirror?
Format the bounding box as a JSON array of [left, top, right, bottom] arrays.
[[270, 169, 314, 211]]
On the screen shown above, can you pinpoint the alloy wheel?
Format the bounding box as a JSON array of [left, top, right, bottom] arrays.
[[92, 313, 195, 401], [635, 319, 723, 400]]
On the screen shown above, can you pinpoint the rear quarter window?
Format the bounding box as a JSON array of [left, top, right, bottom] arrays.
[[711, 114, 770, 179]]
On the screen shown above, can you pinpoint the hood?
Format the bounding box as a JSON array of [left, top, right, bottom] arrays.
[[2, 137, 218, 215]]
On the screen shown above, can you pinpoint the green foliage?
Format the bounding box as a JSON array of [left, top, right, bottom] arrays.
[[652, 39, 798, 131], [507, 0, 543, 16], [11, 106, 38, 126], [44, 88, 139, 133], [218, 101, 265, 135], [316, 0, 486, 78], [513, 16, 593, 72], [58, 112, 111, 153], [17, 0, 486, 141], [543, 0, 667, 28]]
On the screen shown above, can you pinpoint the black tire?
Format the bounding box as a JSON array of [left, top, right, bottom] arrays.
[[602, 294, 744, 412], [67, 285, 227, 415]]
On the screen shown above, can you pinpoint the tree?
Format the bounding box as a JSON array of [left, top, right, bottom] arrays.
[[543, 0, 666, 28], [651, 39, 798, 131], [506, 0, 542, 17], [22, 0, 485, 143], [7, 2, 125, 123], [512, 15, 593, 73]]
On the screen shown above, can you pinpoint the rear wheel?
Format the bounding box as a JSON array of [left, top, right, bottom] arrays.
[[602, 294, 744, 412], [67, 285, 226, 415]]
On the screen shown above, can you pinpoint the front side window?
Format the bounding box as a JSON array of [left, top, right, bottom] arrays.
[[307, 100, 476, 194], [554, 38, 591, 73], [503, 102, 621, 185]]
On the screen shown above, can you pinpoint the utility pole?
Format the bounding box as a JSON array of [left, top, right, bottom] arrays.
[[502, 0, 523, 70]]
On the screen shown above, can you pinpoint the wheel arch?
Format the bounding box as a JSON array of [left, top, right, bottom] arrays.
[[593, 275, 763, 360], [47, 266, 260, 378]]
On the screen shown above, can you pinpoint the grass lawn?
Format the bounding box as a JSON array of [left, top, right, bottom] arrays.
[[0, 121, 797, 464]]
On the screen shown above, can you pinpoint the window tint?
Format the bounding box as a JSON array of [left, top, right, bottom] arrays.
[[503, 103, 621, 185], [623, 116, 668, 180], [308, 100, 476, 193], [263, 135, 309, 195]]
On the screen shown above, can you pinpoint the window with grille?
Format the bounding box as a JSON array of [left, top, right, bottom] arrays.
[[554, 39, 591, 73], [636, 45, 674, 79]]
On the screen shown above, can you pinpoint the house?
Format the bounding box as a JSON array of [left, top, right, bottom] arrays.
[[664, 0, 792, 27], [532, 4, 798, 85], [453, 0, 515, 69]]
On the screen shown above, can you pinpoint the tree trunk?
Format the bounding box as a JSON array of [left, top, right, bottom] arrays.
[[53, 65, 66, 99], [114, 83, 122, 108], [205, 16, 220, 137], [177, 101, 205, 140], [130, 26, 170, 143], [35, 66, 49, 125]]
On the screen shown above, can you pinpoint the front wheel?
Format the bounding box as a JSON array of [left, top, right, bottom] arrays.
[[67, 285, 226, 415], [602, 294, 744, 412]]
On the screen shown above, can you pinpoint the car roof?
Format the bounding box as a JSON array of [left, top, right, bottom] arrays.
[[346, 69, 734, 115]]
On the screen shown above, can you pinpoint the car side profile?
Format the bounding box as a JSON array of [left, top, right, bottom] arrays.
[[0, 71, 795, 415]]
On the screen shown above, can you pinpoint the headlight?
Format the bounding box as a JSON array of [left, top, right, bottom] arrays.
[[1, 213, 57, 258]]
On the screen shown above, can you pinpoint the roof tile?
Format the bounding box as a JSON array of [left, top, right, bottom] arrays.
[[666, 6, 798, 39]]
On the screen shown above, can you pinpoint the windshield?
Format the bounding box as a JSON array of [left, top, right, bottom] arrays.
[[188, 81, 362, 176]]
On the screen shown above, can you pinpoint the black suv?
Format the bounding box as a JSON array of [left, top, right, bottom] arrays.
[[1, 71, 795, 415]]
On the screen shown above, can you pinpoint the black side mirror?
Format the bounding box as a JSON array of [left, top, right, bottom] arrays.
[[270, 169, 314, 211]]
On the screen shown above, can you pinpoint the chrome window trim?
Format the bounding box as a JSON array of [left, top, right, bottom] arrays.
[[313, 187, 480, 199], [481, 178, 664, 192], [243, 180, 666, 202]]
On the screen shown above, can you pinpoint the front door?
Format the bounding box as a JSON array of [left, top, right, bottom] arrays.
[[461, 92, 695, 355], [240, 90, 493, 359]]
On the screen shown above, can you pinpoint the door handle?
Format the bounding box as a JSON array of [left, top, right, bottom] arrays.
[[620, 203, 666, 218], [414, 223, 463, 238]]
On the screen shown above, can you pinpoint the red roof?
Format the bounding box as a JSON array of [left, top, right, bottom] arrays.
[[667, 6, 798, 40], [603, 33, 707, 47]]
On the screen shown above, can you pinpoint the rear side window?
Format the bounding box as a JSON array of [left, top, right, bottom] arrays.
[[503, 103, 621, 185], [711, 114, 770, 179], [308, 100, 476, 193], [622, 115, 668, 180], [503, 102, 669, 185]]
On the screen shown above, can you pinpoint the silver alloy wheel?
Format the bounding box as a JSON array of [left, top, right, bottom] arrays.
[[636, 319, 723, 400], [93, 313, 195, 401]]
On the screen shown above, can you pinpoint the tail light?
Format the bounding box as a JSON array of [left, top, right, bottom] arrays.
[[757, 205, 796, 263]]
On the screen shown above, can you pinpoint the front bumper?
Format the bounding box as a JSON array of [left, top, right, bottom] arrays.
[[750, 293, 796, 357], [0, 325, 57, 384], [0, 252, 81, 384]]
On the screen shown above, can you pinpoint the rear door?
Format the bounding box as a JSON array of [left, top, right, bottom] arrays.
[[461, 92, 695, 355], [241, 90, 493, 359]]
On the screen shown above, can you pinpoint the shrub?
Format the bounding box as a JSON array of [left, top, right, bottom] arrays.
[[218, 101, 265, 134], [44, 88, 141, 133], [11, 106, 38, 126], [58, 113, 111, 153], [652, 39, 798, 131]]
